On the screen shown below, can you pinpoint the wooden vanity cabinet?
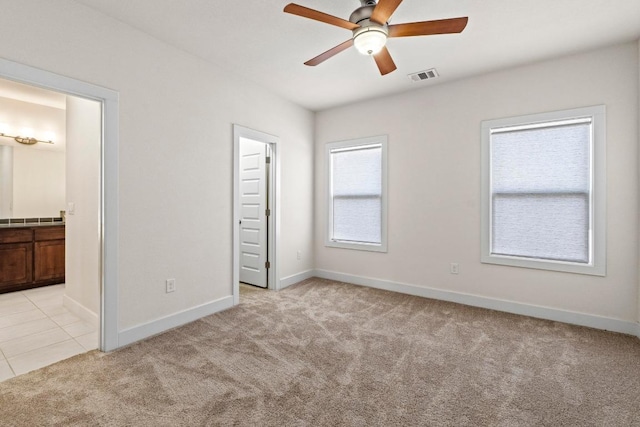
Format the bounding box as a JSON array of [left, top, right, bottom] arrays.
[[0, 225, 65, 293], [34, 227, 66, 282], [0, 229, 33, 290]]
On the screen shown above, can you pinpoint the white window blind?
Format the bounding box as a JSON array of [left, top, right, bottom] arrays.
[[331, 144, 382, 244], [491, 120, 591, 263], [481, 106, 606, 275], [325, 135, 387, 252]]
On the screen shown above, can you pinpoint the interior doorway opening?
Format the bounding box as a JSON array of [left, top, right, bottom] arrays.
[[0, 57, 119, 355], [0, 78, 101, 380], [233, 125, 280, 304], [238, 138, 271, 289]]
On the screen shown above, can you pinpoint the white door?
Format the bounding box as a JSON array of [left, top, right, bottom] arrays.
[[239, 137, 268, 288]]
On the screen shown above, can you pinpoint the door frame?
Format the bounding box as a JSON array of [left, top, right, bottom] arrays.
[[0, 58, 119, 351], [233, 124, 280, 304]]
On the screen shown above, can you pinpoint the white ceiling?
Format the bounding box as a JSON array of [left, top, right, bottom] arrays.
[[72, 0, 640, 111], [0, 78, 67, 110]]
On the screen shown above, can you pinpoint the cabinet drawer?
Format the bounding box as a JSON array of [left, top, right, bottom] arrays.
[[0, 228, 33, 244], [35, 227, 65, 241]]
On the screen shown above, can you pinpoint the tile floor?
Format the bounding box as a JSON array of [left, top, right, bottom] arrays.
[[0, 284, 98, 383]]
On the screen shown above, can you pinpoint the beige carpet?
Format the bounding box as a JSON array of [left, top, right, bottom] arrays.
[[1, 278, 639, 426]]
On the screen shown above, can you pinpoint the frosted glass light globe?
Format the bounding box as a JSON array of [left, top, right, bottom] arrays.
[[354, 28, 387, 55]]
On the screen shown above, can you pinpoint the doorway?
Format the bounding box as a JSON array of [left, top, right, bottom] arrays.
[[233, 125, 280, 304], [0, 79, 101, 380], [238, 138, 271, 288], [0, 58, 119, 353]]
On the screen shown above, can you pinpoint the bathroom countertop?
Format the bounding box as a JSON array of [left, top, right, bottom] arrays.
[[0, 222, 65, 228]]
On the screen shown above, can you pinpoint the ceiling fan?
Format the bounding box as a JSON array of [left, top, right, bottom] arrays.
[[283, 0, 468, 76]]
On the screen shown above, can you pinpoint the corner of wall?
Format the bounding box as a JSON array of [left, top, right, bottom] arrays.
[[637, 38, 640, 332], [63, 294, 99, 328], [280, 270, 315, 289]]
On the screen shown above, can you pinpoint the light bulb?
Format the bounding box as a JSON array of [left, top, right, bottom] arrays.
[[43, 131, 56, 142], [354, 28, 387, 55], [21, 127, 34, 137]]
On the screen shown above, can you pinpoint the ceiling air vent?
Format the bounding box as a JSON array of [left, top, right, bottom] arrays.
[[408, 68, 439, 82]]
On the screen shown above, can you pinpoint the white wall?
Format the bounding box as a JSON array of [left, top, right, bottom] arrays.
[[0, 145, 11, 218], [315, 42, 639, 324], [12, 147, 65, 218], [64, 95, 101, 319], [0, 0, 314, 335]]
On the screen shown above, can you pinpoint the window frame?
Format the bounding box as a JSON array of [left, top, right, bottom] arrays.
[[325, 135, 388, 252], [480, 105, 606, 276]]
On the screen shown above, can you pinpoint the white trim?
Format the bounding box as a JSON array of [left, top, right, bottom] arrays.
[[101, 87, 119, 352], [271, 141, 281, 291], [0, 58, 119, 352], [314, 269, 638, 336], [325, 135, 388, 253], [63, 295, 99, 328], [118, 296, 234, 347], [233, 125, 281, 305], [280, 269, 315, 289], [480, 105, 606, 276]]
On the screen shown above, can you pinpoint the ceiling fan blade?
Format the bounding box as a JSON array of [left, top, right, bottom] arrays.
[[388, 17, 468, 38], [370, 0, 403, 25], [304, 39, 354, 66], [284, 3, 359, 30], [373, 46, 397, 75]]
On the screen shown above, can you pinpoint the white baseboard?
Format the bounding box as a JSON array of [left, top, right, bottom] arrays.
[[118, 296, 234, 348], [279, 269, 316, 289], [63, 295, 99, 328], [314, 269, 639, 336]]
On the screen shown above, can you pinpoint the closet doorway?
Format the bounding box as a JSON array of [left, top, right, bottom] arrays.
[[233, 125, 280, 303]]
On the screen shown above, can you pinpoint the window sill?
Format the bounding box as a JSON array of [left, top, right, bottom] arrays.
[[481, 253, 605, 276], [326, 240, 387, 253]]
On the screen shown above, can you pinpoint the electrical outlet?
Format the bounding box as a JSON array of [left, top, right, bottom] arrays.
[[450, 263, 459, 274], [297, 251, 301, 260], [166, 278, 176, 293]]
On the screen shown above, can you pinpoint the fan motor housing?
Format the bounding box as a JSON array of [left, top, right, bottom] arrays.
[[352, 24, 389, 41], [349, 5, 376, 24]]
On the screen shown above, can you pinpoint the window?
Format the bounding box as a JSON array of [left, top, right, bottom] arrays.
[[326, 135, 387, 252], [481, 106, 606, 275]]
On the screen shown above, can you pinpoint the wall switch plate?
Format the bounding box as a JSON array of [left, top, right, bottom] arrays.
[[166, 278, 176, 293], [67, 202, 75, 215], [297, 251, 301, 260], [450, 263, 459, 274]]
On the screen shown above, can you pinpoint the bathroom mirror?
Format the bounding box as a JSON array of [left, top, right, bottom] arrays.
[[0, 143, 66, 219]]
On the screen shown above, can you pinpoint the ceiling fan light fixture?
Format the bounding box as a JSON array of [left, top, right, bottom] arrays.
[[283, 1, 469, 76], [353, 27, 387, 55]]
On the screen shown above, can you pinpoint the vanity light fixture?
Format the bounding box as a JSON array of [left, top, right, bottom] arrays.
[[0, 125, 54, 145]]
